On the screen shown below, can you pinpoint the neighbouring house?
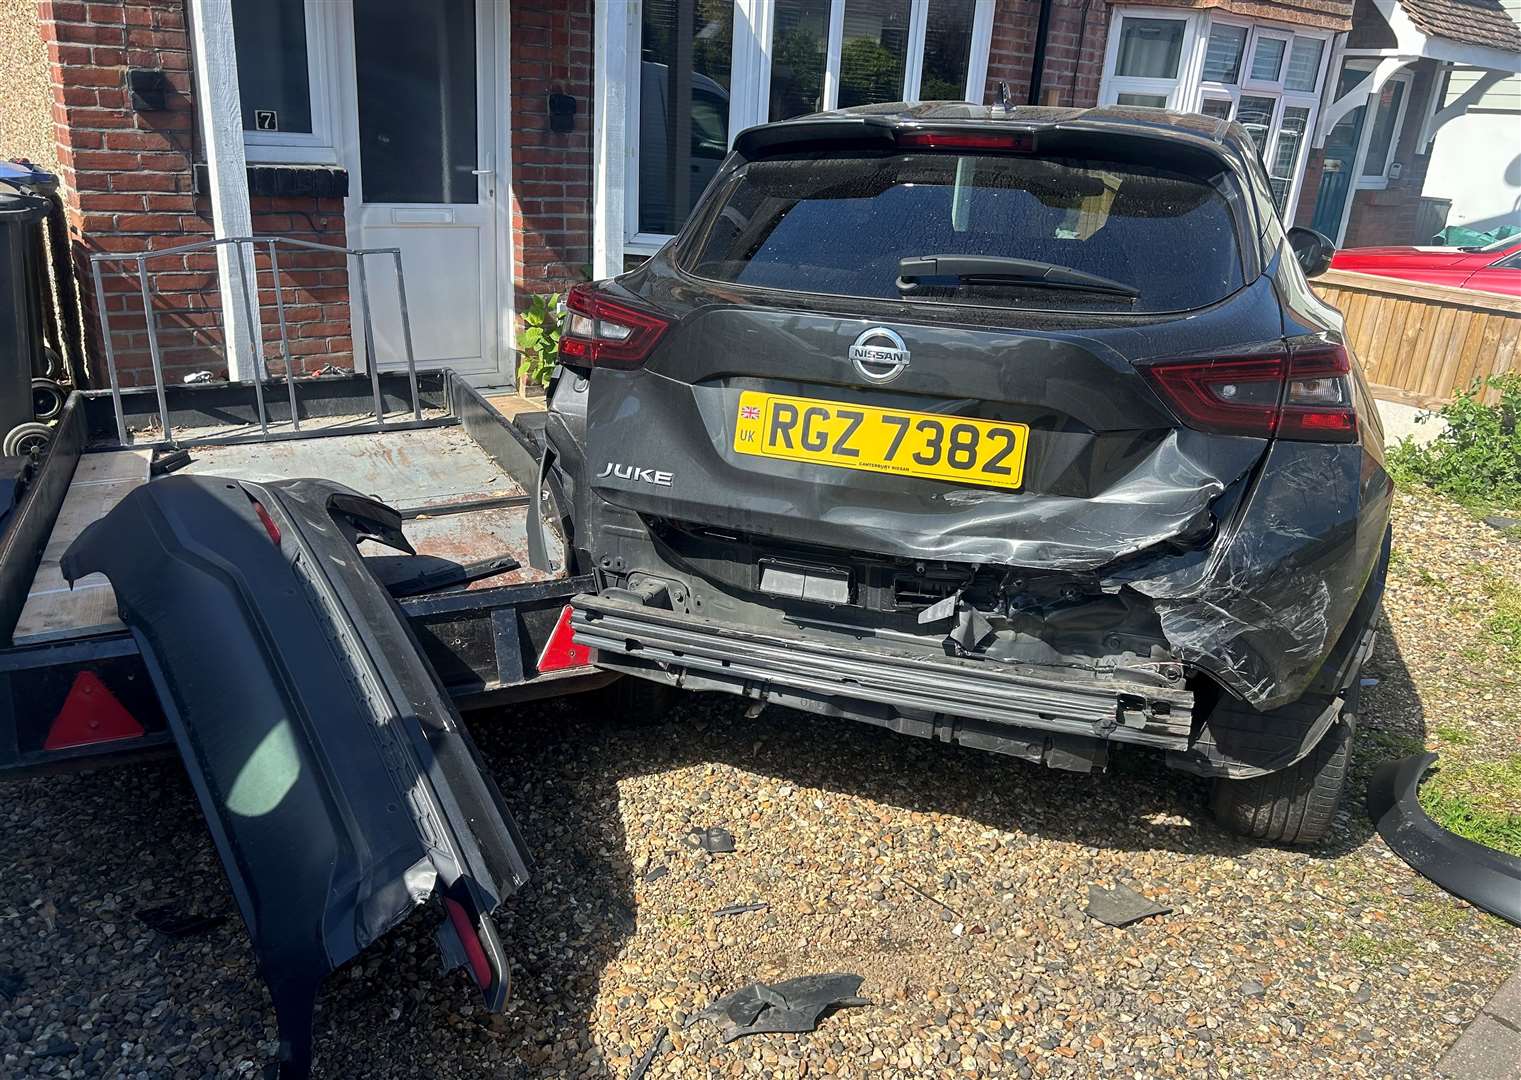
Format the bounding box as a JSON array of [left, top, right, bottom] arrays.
[[1420, 0, 1521, 238], [1, 0, 1517, 394]]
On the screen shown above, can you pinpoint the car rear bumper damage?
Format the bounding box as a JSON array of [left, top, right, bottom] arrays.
[[61, 476, 531, 1079], [572, 592, 1194, 771]]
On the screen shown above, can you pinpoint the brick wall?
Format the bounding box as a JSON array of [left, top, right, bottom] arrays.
[[982, 0, 1109, 107], [36, 0, 351, 388], [509, 0, 593, 313]]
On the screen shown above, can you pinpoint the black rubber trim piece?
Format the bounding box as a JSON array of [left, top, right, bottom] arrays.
[[1368, 752, 1521, 927], [62, 476, 532, 1077]]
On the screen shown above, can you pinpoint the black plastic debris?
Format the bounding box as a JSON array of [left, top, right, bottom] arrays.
[[1369, 752, 1521, 927], [688, 973, 870, 1042], [1084, 884, 1171, 928], [684, 826, 736, 854], [643, 864, 670, 883], [628, 1026, 669, 1080], [713, 901, 768, 917], [135, 904, 228, 939]]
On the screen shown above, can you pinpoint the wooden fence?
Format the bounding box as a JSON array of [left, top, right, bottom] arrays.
[[1313, 269, 1521, 407]]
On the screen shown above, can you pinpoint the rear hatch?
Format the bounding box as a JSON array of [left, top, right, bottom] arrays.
[[576, 124, 1293, 572]]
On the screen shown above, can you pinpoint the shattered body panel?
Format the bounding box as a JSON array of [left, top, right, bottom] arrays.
[[61, 476, 530, 1078]]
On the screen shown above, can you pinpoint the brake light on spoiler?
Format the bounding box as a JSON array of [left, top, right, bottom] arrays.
[[559, 283, 670, 368], [896, 129, 1036, 153], [1139, 343, 1358, 443]]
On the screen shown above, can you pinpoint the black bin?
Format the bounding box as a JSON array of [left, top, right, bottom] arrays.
[[0, 162, 55, 456]]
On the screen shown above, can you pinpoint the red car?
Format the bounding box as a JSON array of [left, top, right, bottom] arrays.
[[1330, 235, 1521, 296]]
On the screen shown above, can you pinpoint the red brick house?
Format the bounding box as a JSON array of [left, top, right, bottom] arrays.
[[7, 0, 1518, 392]]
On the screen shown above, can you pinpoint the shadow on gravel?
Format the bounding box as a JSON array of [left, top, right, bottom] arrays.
[[0, 624, 1426, 1077]]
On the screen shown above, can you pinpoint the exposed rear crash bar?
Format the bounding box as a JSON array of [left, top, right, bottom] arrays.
[[571, 594, 1193, 747]]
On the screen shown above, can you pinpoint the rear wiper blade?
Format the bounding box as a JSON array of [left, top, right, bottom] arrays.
[[897, 255, 1140, 299]]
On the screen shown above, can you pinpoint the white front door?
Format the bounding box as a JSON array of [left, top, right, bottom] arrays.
[[341, 0, 508, 385]]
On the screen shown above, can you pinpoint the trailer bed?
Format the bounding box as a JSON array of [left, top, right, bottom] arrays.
[[12, 425, 554, 645], [0, 370, 600, 777]]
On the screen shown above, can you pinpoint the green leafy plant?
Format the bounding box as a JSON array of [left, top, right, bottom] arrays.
[[1386, 373, 1521, 511], [517, 292, 562, 391]]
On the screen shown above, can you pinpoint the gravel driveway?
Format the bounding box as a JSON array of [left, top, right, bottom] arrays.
[[2, 494, 1518, 1079]]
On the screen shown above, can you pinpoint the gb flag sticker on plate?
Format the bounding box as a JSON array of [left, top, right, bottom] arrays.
[[732, 390, 1029, 491]]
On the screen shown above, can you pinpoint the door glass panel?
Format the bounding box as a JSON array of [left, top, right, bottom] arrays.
[[354, 0, 477, 204], [770, 0, 830, 120], [233, 0, 312, 133], [1237, 95, 1276, 152], [1115, 18, 1185, 79], [838, 0, 911, 108], [920, 0, 977, 101], [1202, 24, 1246, 84], [1117, 92, 1168, 108], [639, 0, 735, 235], [1362, 80, 1406, 177], [1284, 37, 1324, 92], [1249, 37, 1286, 82]]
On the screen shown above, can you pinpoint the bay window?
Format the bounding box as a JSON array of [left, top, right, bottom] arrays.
[[1099, 8, 1332, 221], [624, 0, 997, 253]]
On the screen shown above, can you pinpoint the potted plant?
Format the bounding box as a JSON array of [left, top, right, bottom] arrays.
[[517, 291, 562, 399]]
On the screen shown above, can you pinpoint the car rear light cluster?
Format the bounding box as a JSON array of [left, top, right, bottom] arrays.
[[896, 129, 1036, 153], [1139, 343, 1357, 443], [559, 283, 670, 368]]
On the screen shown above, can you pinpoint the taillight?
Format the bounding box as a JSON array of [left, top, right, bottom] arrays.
[[558, 283, 670, 368], [1139, 343, 1357, 443], [250, 498, 282, 545], [896, 129, 1036, 152], [1279, 344, 1357, 442]]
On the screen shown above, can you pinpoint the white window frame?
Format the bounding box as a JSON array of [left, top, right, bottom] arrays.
[[1353, 66, 1413, 190], [1099, 8, 1333, 224], [239, 0, 343, 165], [1098, 9, 1205, 109], [622, 0, 996, 255]]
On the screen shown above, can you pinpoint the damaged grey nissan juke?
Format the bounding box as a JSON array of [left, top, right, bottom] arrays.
[[538, 103, 1393, 846]]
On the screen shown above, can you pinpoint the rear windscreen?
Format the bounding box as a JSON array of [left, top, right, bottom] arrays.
[[684, 152, 1246, 313]]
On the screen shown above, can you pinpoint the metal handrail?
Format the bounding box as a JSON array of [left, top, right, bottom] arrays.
[[88, 234, 422, 446]]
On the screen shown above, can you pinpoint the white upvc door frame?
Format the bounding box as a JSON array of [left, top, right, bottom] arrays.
[[330, 0, 515, 386]]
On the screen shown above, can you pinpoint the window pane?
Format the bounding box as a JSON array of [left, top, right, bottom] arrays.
[[1269, 104, 1309, 211], [1202, 24, 1246, 84], [1284, 37, 1324, 92], [920, 0, 977, 101], [1362, 80, 1406, 177], [354, 0, 477, 204], [838, 0, 911, 109], [1115, 18, 1185, 79], [1117, 92, 1169, 108], [688, 153, 1247, 313], [1271, 106, 1310, 179], [233, 0, 312, 134], [1249, 37, 1286, 82], [1199, 98, 1233, 120], [770, 0, 830, 120], [639, 0, 734, 235], [1237, 94, 1276, 152]]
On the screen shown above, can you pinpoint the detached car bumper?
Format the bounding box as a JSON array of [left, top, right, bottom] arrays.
[[571, 592, 1194, 770]]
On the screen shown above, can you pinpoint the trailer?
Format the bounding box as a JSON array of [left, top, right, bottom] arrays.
[[0, 237, 606, 1078]]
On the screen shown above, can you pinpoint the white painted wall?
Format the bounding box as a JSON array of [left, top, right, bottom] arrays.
[[1421, 0, 1521, 233]]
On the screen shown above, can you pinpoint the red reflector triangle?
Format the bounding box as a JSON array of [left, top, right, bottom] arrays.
[[44, 670, 145, 750], [535, 605, 592, 673]]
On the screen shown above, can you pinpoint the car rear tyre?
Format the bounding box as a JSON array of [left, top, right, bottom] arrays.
[[1211, 720, 1353, 845]]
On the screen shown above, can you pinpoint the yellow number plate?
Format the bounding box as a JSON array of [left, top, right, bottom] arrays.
[[732, 391, 1029, 490]]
